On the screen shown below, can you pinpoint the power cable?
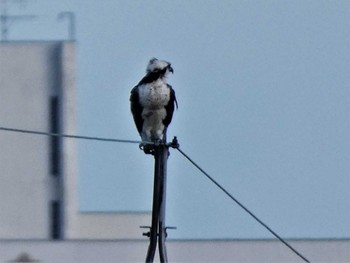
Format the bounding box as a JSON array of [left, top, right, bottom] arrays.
[[175, 146, 310, 263], [0, 126, 146, 144]]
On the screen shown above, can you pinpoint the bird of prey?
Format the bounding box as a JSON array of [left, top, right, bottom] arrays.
[[130, 58, 177, 153]]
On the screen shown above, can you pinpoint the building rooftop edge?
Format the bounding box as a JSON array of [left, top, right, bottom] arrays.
[[78, 210, 151, 215], [0, 40, 76, 44], [1, 238, 349, 242]]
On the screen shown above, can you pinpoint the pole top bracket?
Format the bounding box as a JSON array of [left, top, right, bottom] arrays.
[[139, 136, 179, 155], [167, 136, 179, 149], [140, 226, 177, 239]]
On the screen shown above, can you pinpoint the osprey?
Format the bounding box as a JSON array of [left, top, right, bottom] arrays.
[[130, 58, 177, 152]]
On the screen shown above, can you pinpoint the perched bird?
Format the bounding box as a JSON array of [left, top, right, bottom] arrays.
[[130, 58, 177, 152]]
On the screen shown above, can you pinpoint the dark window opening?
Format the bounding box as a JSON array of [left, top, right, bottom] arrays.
[[50, 96, 60, 176], [50, 200, 61, 239]]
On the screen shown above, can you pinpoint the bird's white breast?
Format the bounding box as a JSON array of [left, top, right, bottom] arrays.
[[138, 80, 170, 108]]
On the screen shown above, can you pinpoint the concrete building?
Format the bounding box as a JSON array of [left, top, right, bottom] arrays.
[[0, 41, 149, 241], [0, 41, 349, 262]]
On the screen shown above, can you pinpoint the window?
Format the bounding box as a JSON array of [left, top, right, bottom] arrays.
[[50, 96, 60, 176], [50, 200, 61, 239]]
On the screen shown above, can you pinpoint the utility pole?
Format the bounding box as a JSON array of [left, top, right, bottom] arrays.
[[141, 137, 178, 263]]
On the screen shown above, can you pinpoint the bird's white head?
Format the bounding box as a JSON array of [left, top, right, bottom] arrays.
[[146, 58, 174, 76]]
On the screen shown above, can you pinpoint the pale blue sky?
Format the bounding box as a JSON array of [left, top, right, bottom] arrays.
[[7, 0, 350, 239]]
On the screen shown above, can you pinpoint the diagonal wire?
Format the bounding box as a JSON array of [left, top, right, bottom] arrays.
[[0, 126, 148, 144], [175, 146, 310, 263]]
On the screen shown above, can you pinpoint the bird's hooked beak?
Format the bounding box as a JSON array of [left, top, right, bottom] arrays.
[[168, 65, 174, 74]]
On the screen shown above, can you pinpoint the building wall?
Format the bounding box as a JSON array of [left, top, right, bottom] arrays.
[[0, 239, 349, 262], [69, 212, 151, 240], [0, 42, 64, 239], [0, 41, 151, 240], [59, 41, 78, 239]]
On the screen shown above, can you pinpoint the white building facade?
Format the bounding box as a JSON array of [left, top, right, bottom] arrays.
[[0, 41, 149, 242], [0, 42, 70, 239]]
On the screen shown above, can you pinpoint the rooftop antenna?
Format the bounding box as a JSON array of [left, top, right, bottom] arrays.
[[57, 11, 75, 41], [0, 0, 36, 41]]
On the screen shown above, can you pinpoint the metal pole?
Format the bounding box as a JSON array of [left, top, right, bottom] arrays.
[[158, 144, 169, 262], [142, 137, 180, 262], [57, 11, 76, 41], [144, 143, 169, 263], [145, 144, 162, 262]]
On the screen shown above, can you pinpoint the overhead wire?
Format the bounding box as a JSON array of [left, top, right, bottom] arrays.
[[0, 126, 148, 144], [175, 146, 310, 263]]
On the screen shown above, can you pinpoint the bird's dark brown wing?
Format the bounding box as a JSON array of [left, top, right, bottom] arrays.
[[130, 86, 144, 134], [163, 84, 178, 128]]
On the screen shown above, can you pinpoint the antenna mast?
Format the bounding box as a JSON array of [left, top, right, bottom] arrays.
[[57, 11, 76, 41]]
